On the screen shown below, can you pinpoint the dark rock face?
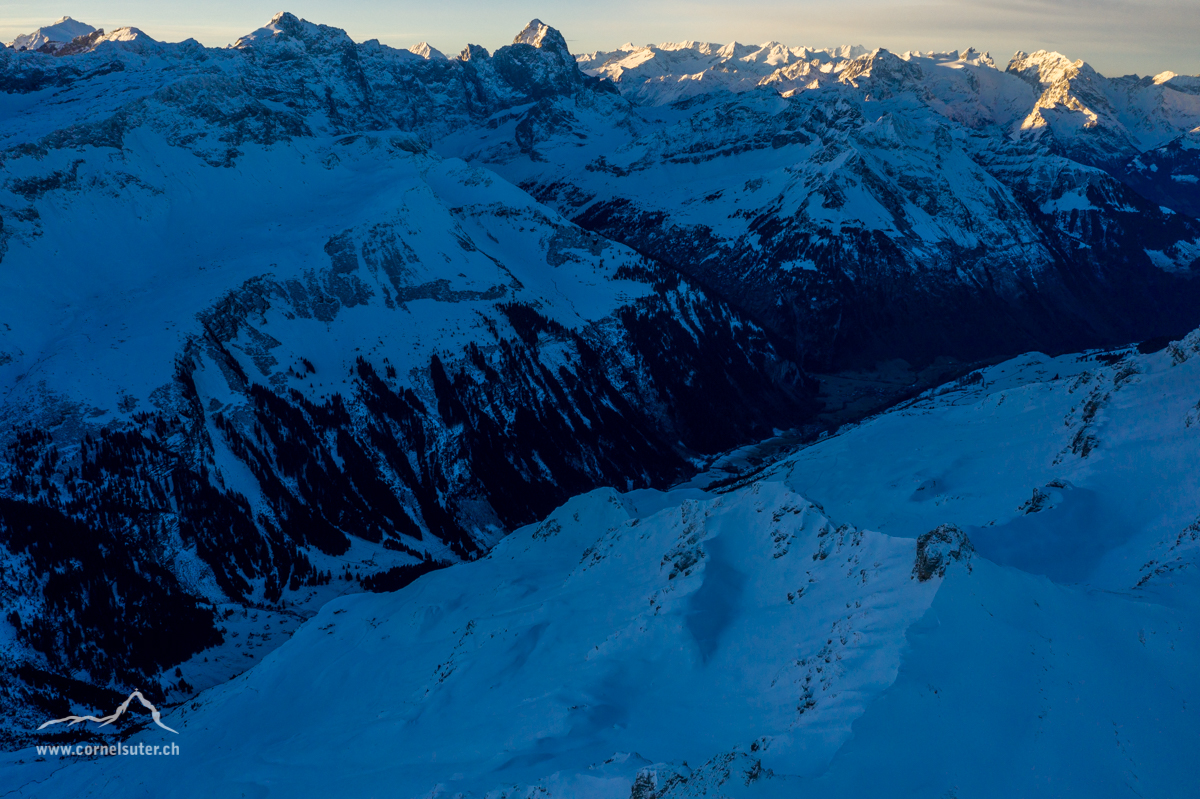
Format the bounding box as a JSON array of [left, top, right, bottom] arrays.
[[1120, 133, 1200, 218], [913, 524, 974, 581], [0, 256, 811, 744], [505, 88, 1200, 372]]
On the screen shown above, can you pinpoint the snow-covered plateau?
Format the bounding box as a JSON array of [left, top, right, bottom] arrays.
[[0, 13, 1199, 795]]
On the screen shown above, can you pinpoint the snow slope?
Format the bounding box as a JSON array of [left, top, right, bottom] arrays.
[[6, 332, 1199, 797]]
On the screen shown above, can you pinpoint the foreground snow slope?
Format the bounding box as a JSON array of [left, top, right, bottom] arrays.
[[9, 334, 1199, 797]]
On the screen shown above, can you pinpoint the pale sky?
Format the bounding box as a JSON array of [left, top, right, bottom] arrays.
[[2, 0, 1199, 77]]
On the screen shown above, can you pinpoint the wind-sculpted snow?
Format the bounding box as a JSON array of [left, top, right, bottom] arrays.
[[7, 333, 1200, 796]]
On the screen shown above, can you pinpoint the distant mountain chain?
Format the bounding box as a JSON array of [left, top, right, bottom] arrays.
[[0, 11, 1198, 760]]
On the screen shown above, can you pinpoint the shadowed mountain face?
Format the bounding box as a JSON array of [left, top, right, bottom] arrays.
[[0, 13, 1197, 746], [460, 45, 1200, 371]]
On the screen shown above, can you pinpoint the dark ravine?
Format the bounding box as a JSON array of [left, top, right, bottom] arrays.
[[0, 212, 813, 746], [558, 178, 1200, 373], [503, 86, 1200, 374]]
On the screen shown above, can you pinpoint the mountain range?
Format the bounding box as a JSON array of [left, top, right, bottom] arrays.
[[0, 13, 1198, 792]]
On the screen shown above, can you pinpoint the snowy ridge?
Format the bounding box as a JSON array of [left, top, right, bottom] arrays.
[[7, 331, 1200, 796], [577, 40, 869, 104], [1006, 49, 1200, 166], [576, 38, 1200, 157], [6, 17, 95, 53]]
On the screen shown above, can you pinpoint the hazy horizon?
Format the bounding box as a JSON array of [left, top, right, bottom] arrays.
[[3, 1, 1199, 78]]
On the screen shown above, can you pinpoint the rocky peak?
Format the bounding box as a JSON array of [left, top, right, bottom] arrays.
[[492, 20, 584, 99], [838, 48, 924, 96], [457, 43, 490, 62], [409, 42, 447, 60], [8, 16, 97, 53], [956, 47, 995, 67], [55, 29, 108, 56], [232, 11, 348, 51], [1006, 50, 1093, 89], [513, 19, 570, 58]]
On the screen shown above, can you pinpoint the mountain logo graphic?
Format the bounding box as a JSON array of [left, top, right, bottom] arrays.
[[37, 691, 179, 734]]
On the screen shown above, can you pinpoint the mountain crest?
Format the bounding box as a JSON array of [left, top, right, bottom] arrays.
[[1006, 49, 1093, 87], [457, 43, 490, 62], [838, 48, 924, 95], [7, 16, 97, 52], [513, 19, 569, 55], [233, 12, 341, 49], [492, 19, 584, 98], [409, 41, 446, 60]]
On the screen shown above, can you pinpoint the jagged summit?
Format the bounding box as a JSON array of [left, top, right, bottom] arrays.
[[492, 19, 585, 97], [955, 47, 995, 67], [457, 43, 489, 61], [511, 19, 573, 62], [232, 11, 323, 48], [1006, 49, 1095, 86], [409, 41, 447, 60], [578, 39, 871, 103], [513, 19, 554, 47]]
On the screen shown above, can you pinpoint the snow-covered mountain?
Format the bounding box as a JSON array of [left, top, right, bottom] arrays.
[[2, 11, 1200, 770], [577, 41, 870, 105], [464, 43, 1200, 370], [6, 328, 1199, 797], [5, 17, 95, 54], [0, 14, 812, 742], [1122, 126, 1200, 217]]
